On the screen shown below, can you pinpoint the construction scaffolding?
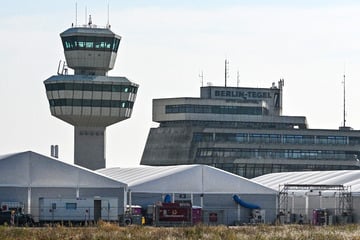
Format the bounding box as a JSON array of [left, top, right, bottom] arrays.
[[278, 184, 352, 218]]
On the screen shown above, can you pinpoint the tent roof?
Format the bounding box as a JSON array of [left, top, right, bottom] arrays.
[[253, 170, 360, 192], [97, 164, 276, 194], [0, 151, 126, 188]]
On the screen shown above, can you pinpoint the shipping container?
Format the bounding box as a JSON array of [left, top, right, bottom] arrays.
[[39, 197, 118, 223]]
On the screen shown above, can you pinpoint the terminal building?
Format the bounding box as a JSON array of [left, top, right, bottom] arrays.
[[141, 80, 360, 178], [44, 19, 138, 170]]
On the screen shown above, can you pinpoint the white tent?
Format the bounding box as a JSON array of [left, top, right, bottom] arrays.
[[0, 151, 127, 221], [98, 165, 278, 225], [253, 170, 360, 223], [97, 164, 276, 194], [253, 170, 360, 192], [0, 151, 126, 188]]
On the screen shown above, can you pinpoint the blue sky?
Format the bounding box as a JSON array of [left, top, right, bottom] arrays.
[[1, 1, 360, 167]]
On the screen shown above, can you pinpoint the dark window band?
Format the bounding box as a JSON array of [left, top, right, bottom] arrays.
[[49, 99, 134, 109], [61, 36, 120, 52], [165, 104, 267, 115], [193, 132, 350, 145], [45, 82, 137, 94], [196, 148, 357, 161]]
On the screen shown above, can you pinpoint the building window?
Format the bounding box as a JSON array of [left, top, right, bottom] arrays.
[[61, 36, 120, 53], [196, 148, 357, 161], [165, 104, 266, 115], [65, 203, 77, 210]]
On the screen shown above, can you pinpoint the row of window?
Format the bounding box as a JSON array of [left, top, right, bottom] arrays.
[[45, 82, 138, 94], [49, 99, 134, 108], [61, 36, 120, 52], [160, 120, 302, 130], [193, 132, 355, 145], [165, 104, 268, 115], [205, 162, 359, 178], [196, 148, 359, 161]]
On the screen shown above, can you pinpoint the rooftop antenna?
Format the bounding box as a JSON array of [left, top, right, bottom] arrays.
[[199, 71, 204, 87], [75, 2, 78, 26], [237, 70, 240, 87], [88, 14, 92, 26], [342, 69, 346, 127], [225, 59, 229, 87], [107, 2, 110, 28], [85, 6, 87, 25]]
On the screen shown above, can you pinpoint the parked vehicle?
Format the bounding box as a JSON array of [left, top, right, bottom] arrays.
[[152, 202, 193, 226], [0, 211, 34, 226]]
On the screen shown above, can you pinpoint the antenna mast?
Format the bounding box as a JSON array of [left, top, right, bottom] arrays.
[[199, 71, 204, 87], [225, 59, 229, 87], [107, 2, 110, 28], [237, 70, 240, 87], [343, 72, 346, 127], [75, 2, 78, 26]]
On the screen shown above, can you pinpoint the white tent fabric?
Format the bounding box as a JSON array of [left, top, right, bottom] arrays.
[[97, 165, 276, 194], [0, 151, 126, 188], [253, 170, 360, 192]]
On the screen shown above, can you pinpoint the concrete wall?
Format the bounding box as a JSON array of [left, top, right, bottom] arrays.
[[141, 126, 195, 165]]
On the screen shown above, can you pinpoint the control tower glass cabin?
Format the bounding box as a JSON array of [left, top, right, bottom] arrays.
[[44, 24, 138, 170]]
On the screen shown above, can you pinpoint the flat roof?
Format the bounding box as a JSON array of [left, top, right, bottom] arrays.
[[60, 27, 120, 38]]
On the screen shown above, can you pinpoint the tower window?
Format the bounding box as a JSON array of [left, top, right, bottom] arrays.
[[61, 36, 121, 52]]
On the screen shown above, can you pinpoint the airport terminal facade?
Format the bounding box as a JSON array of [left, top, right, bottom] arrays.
[[141, 80, 360, 178]]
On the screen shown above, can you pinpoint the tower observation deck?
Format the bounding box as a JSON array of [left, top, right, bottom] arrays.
[[44, 22, 138, 170]]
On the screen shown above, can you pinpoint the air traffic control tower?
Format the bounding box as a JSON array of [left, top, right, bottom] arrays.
[[44, 20, 138, 170]]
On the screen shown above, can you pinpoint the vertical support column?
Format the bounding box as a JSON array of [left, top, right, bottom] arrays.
[[128, 190, 132, 213], [305, 193, 309, 223], [319, 193, 323, 209], [123, 188, 127, 215], [27, 187, 31, 214], [334, 193, 337, 215]]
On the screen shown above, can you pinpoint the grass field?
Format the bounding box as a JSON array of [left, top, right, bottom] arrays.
[[1, 222, 360, 240]]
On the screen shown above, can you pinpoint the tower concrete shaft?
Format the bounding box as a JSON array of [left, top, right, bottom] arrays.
[[74, 126, 105, 170]]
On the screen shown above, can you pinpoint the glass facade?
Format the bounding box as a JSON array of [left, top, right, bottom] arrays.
[[192, 132, 360, 178], [45, 82, 137, 94], [61, 36, 120, 52], [192, 132, 356, 145], [165, 104, 267, 115], [196, 148, 355, 161], [208, 162, 360, 179]]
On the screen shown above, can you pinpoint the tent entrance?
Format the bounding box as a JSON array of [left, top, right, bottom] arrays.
[[94, 200, 101, 222]]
